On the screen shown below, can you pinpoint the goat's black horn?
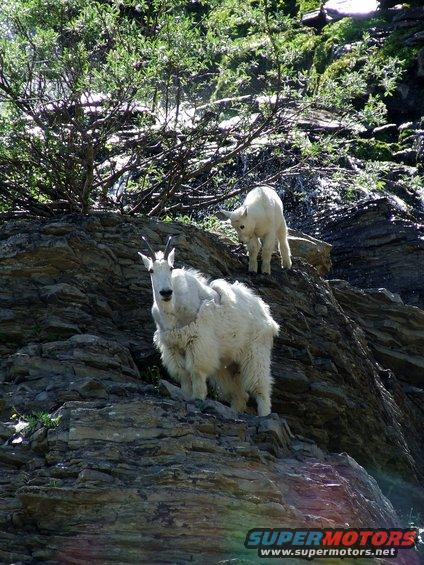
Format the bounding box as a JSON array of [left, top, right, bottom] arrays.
[[141, 235, 156, 260], [163, 235, 173, 259]]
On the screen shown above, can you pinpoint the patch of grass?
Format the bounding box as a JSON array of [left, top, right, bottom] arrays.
[[12, 410, 61, 431], [312, 40, 333, 74], [399, 127, 414, 144], [141, 366, 161, 386], [320, 52, 356, 82], [163, 213, 238, 242]]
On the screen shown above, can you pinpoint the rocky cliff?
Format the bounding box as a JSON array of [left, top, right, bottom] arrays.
[[314, 198, 424, 309], [0, 213, 422, 563]]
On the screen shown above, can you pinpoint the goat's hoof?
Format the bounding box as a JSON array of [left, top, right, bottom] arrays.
[[191, 398, 206, 407]]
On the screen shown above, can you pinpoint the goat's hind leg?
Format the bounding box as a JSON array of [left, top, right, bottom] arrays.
[[277, 218, 292, 269], [216, 365, 248, 413]]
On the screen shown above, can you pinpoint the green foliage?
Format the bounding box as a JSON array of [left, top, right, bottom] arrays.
[[141, 366, 161, 386], [279, 28, 320, 70], [197, 215, 238, 241], [296, 0, 321, 15], [164, 213, 238, 241], [323, 16, 386, 44], [12, 410, 61, 431], [381, 29, 421, 69], [0, 0, 411, 216], [359, 95, 388, 128], [399, 128, 414, 144], [400, 172, 424, 195], [0, 0, 305, 215], [316, 40, 403, 125], [312, 40, 333, 74], [354, 161, 390, 192]]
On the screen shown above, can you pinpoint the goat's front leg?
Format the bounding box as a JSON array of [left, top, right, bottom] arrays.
[[261, 233, 276, 275], [186, 337, 218, 402], [190, 372, 208, 401], [162, 349, 192, 400], [179, 372, 193, 400], [247, 236, 260, 273]]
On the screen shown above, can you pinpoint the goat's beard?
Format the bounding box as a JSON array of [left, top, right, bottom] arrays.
[[158, 295, 174, 313]]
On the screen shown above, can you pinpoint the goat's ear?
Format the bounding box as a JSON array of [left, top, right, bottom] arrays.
[[167, 248, 175, 268], [138, 251, 153, 271], [218, 209, 232, 220], [242, 206, 248, 217]]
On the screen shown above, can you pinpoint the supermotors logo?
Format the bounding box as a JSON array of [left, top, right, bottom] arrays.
[[245, 528, 418, 560]]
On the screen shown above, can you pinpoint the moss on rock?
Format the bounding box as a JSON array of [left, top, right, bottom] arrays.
[[351, 138, 399, 161]]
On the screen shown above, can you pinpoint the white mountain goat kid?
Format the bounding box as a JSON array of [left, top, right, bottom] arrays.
[[139, 236, 279, 416], [221, 185, 292, 274]]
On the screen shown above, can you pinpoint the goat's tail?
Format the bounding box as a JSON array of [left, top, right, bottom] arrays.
[[209, 279, 236, 304], [271, 319, 280, 337]]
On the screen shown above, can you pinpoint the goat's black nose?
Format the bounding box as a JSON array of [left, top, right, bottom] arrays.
[[160, 289, 173, 297]]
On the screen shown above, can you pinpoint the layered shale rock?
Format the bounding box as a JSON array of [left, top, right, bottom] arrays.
[[331, 281, 424, 388], [0, 213, 422, 562], [330, 280, 424, 492], [1, 394, 419, 564], [313, 197, 424, 308]]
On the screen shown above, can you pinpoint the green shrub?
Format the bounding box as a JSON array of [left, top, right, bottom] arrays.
[[296, 0, 321, 15], [12, 411, 61, 431]]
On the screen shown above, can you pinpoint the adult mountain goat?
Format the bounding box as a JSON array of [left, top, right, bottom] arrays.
[[139, 236, 279, 416], [221, 185, 292, 274]]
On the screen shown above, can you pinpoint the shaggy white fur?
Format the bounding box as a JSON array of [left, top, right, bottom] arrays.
[[222, 185, 292, 274], [153, 278, 279, 416], [139, 242, 279, 416]]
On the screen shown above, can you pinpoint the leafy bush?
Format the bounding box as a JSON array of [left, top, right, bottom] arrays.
[[0, 0, 293, 215], [296, 0, 321, 15], [0, 0, 409, 217]]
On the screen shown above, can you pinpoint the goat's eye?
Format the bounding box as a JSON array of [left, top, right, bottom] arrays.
[[149, 268, 154, 273], [240, 225, 245, 229], [169, 267, 173, 271]]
